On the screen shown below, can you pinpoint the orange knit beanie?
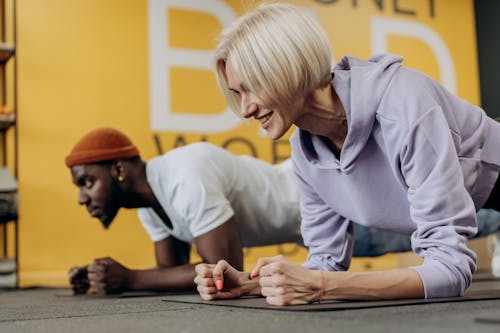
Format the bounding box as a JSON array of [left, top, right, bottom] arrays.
[[65, 127, 140, 167]]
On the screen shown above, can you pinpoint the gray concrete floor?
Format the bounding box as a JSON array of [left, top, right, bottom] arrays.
[[0, 286, 499, 333]]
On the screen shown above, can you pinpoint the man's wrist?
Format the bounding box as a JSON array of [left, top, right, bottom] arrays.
[[126, 269, 139, 290]]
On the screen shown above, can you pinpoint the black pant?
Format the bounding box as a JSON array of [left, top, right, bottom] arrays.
[[484, 173, 500, 211]]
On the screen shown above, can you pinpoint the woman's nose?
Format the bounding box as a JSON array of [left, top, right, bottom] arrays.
[[241, 95, 257, 118]]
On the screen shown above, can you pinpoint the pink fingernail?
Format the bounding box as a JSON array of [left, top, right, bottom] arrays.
[[250, 273, 254, 280], [215, 280, 223, 291]]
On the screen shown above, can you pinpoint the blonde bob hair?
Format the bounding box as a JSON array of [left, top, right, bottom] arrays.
[[215, 2, 332, 113]]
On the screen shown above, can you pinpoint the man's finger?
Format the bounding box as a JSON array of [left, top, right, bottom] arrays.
[[94, 257, 113, 265], [87, 271, 105, 282], [88, 263, 105, 273], [68, 267, 79, 278]]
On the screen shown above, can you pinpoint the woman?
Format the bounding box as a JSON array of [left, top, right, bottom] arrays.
[[194, 2, 500, 305]]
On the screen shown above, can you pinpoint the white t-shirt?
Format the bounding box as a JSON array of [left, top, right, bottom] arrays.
[[138, 142, 302, 247]]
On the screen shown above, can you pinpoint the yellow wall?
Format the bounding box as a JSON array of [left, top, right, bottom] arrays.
[[13, 0, 479, 286]]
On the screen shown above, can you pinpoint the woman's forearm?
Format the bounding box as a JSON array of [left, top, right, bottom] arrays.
[[321, 268, 425, 301]]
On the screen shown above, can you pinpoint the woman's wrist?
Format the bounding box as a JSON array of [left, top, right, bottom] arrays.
[[317, 270, 325, 302], [311, 270, 325, 303], [239, 272, 261, 296]]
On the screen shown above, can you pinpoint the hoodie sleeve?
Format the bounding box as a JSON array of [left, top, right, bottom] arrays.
[[395, 105, 477, 298], [294, 168, 354, 272]]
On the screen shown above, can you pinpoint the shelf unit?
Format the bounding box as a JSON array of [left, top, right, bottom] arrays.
[[0, 0, 17, 289]]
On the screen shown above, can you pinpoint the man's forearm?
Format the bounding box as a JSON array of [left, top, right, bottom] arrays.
[[128, 264, 198, 291]]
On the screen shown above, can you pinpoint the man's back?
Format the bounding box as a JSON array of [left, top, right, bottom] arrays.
[[139, 142, 302, 246]]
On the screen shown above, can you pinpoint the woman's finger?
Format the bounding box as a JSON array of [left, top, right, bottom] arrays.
[[250, 255, 285, 279], [194, 276, 215, 287], [212, 260, 231, 290]]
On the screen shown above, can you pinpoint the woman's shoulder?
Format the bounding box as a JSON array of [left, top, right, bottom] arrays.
[[376, 67, 445, 126]]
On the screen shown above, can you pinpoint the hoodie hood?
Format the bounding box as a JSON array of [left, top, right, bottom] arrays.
[[298, 54, 403, 172]]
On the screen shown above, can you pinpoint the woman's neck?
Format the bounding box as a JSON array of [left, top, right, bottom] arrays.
[[298, 84, 348, 150]]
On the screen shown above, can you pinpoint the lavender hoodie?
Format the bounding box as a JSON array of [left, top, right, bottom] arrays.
[[291, 54, 500, 298]]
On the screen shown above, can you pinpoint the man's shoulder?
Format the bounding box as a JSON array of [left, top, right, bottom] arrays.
[[150, 142, 236, 181], [167, 142, 230, 162]]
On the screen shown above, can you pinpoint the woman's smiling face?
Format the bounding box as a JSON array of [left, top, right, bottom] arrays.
[[225, 58, 304, 141]]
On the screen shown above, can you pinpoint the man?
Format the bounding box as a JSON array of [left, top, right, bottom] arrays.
[[66, 127, 500, 295], [66, 127, 302, 294]]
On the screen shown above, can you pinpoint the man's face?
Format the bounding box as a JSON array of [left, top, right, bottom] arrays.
[[70, 163, 123, 229]]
